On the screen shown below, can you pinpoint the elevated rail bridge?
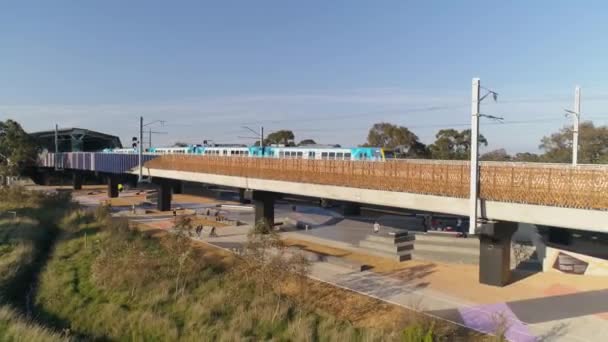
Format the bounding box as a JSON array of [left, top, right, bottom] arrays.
[[36, 152, 608, 286]]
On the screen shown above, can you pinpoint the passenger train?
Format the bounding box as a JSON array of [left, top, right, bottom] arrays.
[[102, 145, 392, 161]]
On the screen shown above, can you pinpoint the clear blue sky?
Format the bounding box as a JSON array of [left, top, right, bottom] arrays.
[[1, 0, 608, 153]]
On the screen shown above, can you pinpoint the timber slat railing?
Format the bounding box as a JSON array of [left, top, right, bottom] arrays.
[[144, 155, 608, 211]]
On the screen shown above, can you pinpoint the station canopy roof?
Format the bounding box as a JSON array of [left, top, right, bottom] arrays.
[[30, 127, 122, 152]]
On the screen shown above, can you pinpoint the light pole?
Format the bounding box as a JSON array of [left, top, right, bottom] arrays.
[[564, 86, 581, 166]]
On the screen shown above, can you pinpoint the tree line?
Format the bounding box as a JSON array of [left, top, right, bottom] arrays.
[[363, 121, 608, 163], [252, 121, 608, 164]]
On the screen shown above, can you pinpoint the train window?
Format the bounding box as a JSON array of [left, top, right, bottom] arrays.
[[328, 152, 336, 159], [244, 151, 249, 156], [308, 151, 315, 158], [321, 152, 328, 159], [279, 151, 285, 157], [297, 152, 303, 158], [345, 153, 351, 159], [336, 152, 343, 159], [223, 150, 227, 155]]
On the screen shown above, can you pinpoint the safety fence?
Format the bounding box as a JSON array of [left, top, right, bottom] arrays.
[[38, 152, 158, 174], [144, 155, 608, 210]]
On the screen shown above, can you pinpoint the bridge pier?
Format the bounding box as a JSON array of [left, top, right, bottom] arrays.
[[478, 221, 518, 287], [252, 191, 276, 231], [106, 175, 119, 198], [238, 188, 251, 204], [72, 172, 83, 190], [155, 178, 172, 211]]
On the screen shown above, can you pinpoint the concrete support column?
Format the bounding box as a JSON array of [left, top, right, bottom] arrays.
[[107, 175, 119, 198], [156, 179, 172, 212], [238, 188, 251, 204], [478, 221, 518, 287], [341, 202, 361, 216], [172, 180, 183, 194], [72, 172, 83, 190], [252, 191, 276, 231]]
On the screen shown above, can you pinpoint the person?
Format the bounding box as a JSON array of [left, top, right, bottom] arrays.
[[196, 225, 203, 237], [456, 218, 467, 238], [209, 226, 217, 237], [373, 221, 380, 234], [117, 183, 124, 193]]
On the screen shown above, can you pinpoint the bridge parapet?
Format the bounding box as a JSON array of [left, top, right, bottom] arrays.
[[38, 152, 157, 174], [144, 155, 608, 210]]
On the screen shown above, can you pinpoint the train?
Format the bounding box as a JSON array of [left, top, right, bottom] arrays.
[[102, 144, 393, 161]]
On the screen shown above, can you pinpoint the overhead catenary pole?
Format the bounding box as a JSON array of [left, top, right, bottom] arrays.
[[54, 124, 59, 170], [55, 124, 59, 154], [469, 78, 481, 235], [260, 126, 264, 148], [572, 86, 581, 166], [139, 116, 143, 182]]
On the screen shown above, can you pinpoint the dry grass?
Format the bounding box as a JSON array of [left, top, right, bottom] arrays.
[[36, 212, 412, 341], [0, 187, 74, 341], [0, 306, 68, 342]]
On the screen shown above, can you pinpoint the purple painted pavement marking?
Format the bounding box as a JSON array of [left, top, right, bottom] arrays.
[[459, 302, 536, 342]]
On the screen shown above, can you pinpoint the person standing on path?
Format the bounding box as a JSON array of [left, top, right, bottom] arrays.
[[456, 218, 467, 238], [373, 221, 380, 234]]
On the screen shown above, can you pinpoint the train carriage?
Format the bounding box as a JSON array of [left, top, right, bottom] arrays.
[[103, 144, 391, 161]]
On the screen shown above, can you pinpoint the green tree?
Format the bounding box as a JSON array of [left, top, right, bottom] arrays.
[[0, 120, 38, 181], [297, 139, 316, 146], [480, 148, 511, 161], [539, 121, 608, 164], [513, 152, 541, 162], [364, 122, 428, 157], [265, 130, 295, 146], [429, 129, 488, 160], [173, 141, 189, 147]]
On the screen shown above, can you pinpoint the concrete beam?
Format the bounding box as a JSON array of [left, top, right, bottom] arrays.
[[133, 168, 608, 233]]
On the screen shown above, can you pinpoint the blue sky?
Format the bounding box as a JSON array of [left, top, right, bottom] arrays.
[[1, 1, 608, 153]]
